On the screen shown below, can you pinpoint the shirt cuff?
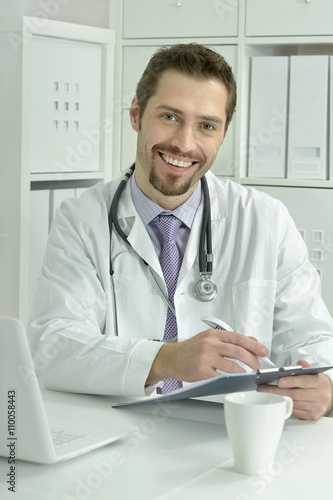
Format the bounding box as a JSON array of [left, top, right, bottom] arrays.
[[123, 339, 164, 397]]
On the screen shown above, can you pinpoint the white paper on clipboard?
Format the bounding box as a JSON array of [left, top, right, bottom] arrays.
[[112, 365, 333, 408]]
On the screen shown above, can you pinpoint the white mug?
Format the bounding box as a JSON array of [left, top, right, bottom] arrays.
[[224, 391, 293, 476]]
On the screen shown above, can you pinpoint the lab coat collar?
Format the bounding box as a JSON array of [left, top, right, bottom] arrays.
[[114, 168, 228, 222], [204, 170, 228, 221], [114, 172, 162, 275]]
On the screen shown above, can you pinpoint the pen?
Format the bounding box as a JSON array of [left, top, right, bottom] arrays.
[[202, 316, 276, 369]]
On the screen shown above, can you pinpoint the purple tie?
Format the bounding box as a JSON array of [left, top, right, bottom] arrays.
[[154, 214, 183, 393]]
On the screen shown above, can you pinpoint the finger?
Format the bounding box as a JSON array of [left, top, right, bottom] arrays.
[[213, 330, 269, 357], [186, 356, 248, 381], [199, 340, 258, 374], [200, 330, 267, 371], [257, 384, 302, 399], [278, 374, 320, 390], [214, 357, 247, 374], [291, 397, 330, 421], [297, 359, 312, 369], [291, 408, 319, 420], [257, 385, 328, 419], [212, 342, 261, 371], [258, 377, 332, 420]]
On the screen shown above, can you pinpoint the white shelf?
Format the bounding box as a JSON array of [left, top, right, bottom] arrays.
[[120, 37, 240, 47], [110, 0, 333, 189], [240, 178, 333, 189], [30, 172, 105, 182], [245, 36, 333, 46], [0, 16, 115, 44], [0, 16, 115, 322]]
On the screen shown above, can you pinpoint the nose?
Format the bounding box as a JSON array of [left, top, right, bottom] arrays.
[[170, 124, 196, 154]]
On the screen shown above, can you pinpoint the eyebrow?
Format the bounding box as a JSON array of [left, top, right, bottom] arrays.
[[155, 104, 224, 125]]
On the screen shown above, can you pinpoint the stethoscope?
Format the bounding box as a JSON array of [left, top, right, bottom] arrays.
[[108, 164, 217, 334]]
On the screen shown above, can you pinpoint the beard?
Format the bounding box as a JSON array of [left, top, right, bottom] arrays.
[[136, 136, 207, 198], [149, 161, 194, 197]]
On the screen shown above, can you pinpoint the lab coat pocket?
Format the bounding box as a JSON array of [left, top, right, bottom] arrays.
[[232, 279, 277, 348]]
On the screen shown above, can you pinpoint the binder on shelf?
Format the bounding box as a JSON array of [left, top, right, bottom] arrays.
[[287, 56, 328, 180], [328, 56, 333, 181], [248, 56, 289, 178]]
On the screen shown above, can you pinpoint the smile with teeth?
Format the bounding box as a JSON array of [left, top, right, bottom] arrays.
[[161, 153, 195, 168]]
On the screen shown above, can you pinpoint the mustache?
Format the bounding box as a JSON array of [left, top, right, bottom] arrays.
[[152, 143, 203, 164]]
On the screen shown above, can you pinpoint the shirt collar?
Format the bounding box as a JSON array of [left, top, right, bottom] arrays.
[[130, 171, 202, 229]]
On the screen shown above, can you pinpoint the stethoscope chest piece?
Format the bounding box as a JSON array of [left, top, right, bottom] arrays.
[[194, 276, 217, 302]]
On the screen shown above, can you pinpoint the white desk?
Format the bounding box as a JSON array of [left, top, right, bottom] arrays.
[[1, 389, 332, 500]]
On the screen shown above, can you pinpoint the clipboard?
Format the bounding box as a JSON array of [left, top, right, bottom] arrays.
[[112, 365, 333, 408]]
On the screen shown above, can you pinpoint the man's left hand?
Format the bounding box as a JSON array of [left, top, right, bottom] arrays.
[[257, 360, 333, 421]]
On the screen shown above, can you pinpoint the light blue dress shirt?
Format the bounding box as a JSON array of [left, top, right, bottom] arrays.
[[130, 172, 202, 262]]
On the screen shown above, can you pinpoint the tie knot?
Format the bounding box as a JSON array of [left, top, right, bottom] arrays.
[[154, 214, 182, 242]]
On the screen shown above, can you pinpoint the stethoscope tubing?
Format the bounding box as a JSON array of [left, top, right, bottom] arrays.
[[108, 164, 217, 337]]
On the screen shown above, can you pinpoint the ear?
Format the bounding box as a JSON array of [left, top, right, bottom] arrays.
[[129, 96, 140, 132]]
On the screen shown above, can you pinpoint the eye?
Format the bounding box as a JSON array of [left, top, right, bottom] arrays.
[[163, 114, 176, 121], [202, 123, 214, 131]]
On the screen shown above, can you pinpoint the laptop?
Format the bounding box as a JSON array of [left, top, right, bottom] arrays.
[[0, 317, 129, 464]]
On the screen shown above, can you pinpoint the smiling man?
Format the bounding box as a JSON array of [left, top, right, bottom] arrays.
[[28, 44, 333, 420], [131, 70, 228, 207]]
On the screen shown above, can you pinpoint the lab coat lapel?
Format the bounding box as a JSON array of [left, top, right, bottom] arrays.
[[116, 175, 162, 277], [128, 216, 162, 276]]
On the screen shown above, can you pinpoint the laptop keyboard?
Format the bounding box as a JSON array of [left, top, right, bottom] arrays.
[[51, 428, 92, 448]]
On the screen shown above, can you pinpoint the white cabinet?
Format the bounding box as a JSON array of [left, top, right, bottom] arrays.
[[246, 0, 333, 37], [122, 45, 159, 106], [109, 0, 333, 314], [110, 0, 333, 184], [0, 17, 115, 321], [253, 185, 333, 316], [30, 36, 103, 174], [123, 0, 239, 39], [120, 45, 163, 171], [207, 45, 237, 177]]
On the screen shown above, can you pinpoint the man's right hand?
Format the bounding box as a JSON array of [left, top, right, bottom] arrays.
[[145, 328, 269, 386]]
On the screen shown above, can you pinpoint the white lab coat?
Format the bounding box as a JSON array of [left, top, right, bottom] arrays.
[[28, 171, 333, 396]]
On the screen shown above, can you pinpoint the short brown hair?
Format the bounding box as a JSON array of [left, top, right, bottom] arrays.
[[136, 43, 237, 132]]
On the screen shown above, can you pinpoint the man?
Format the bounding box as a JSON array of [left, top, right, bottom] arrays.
[[28, 43, 333, 420]]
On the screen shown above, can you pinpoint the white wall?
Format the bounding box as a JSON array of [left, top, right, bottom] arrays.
[[0, 0, 109, 28]]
